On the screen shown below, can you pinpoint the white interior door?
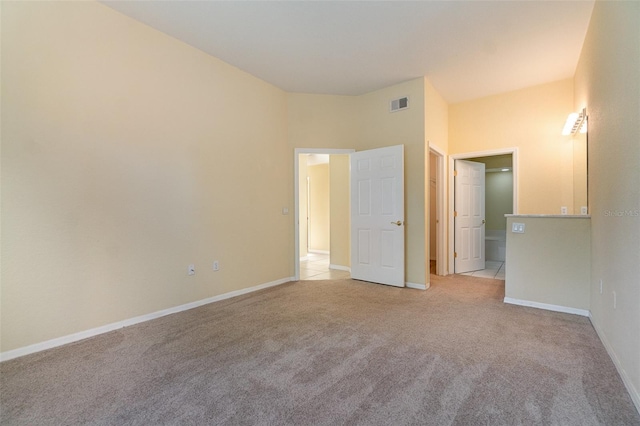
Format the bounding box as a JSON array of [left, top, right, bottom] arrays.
[[350, 145, 405, 287], [454, 159, 485, 273]]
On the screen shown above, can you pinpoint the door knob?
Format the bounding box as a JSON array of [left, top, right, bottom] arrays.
[[391, 221, 404, 226], [482, 220, 486, 224]]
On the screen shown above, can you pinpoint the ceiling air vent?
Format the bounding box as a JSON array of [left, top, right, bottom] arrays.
[[390, 96, 409, 113]]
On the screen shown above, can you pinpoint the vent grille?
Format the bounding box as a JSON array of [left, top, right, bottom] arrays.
[[390, 96, 409, 113]]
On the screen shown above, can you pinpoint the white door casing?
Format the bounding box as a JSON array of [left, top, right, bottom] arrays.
[[454, 159, 485, 273], [350, 145, 405, 287]]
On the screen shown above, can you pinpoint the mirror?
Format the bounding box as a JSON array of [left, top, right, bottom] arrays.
[[573, 125, 588, 214]]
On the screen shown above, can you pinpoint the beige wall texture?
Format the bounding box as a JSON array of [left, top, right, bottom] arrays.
[[329, 155, 350, 268], [307, 164, 330, 252], [287, 94, 361, 151], [449, 79, 575, 215], [574, 0, 640, 408], [1, 2, 292, 352], [424, 78, 450, 271], [287, 78, 431, 286], [505, 217, 590, 311]]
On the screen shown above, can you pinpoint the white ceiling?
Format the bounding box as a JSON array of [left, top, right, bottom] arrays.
[[102, 1, 595, 103]]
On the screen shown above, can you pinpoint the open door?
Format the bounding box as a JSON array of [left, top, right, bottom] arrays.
[[454, 159, 485, 273], [350, 145, 405, 287]]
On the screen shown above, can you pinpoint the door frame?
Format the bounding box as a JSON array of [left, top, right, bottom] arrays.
[[448, 148, 518, 274], [294, 148, 354, 281], [428, 143, 447, 276]]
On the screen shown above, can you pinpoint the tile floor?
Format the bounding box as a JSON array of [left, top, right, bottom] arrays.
[[459, 260, 506, 280], [300, 252, 351, 280]]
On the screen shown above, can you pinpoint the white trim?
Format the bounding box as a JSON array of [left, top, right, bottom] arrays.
[[329, 264, 351, 272], [429, 143, 448, 277], [589, 313, 640, 414], [308, 249, 330, 255], [505, 214, 590, 219], [294, 148, 355, 282], [0, 277, 294, 362], [406, 282, 428, 290], [503, 297, 589, 317], [449, 148, 518, 274], [299, 256, 309, 262]]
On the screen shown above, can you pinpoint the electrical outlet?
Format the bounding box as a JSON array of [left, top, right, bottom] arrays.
[[213, 260, 220, 271], [511, 223, 525, 233], [581, 206, 588, 215], [188, 264, 195, 276], [561, 206, 568, 215]]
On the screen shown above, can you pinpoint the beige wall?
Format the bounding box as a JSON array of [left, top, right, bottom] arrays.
[[425, 78, 450, 272], [298, 155, 309, 259], [424, 78, 449, 154], [287, 94, 361, 151], [308, 164, 330, 252], [449, 79, 575, 215], [329, 155, 350, 268], [574, 0, 640, 407], [1, 2, 292, 352], [505, 217, 590, 311], [288, 78, 429, 285]]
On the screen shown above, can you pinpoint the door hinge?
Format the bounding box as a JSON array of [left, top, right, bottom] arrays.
[[454, 211, 458, 217], [454, 252, 457, 258], [454, 170, 458, 177]]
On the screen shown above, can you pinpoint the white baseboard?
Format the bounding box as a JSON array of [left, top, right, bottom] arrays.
[[589, 313, 640, 415], [406, 282, 427, 290], [503, 297, 590, 317], [0, 276, 294, 362], [329, 264, 351, 272], [308, 250, 329, 255], [300, 256, 309, 262]]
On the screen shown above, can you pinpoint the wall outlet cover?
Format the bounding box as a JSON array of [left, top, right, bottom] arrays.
[[511, 223, 525, 233]]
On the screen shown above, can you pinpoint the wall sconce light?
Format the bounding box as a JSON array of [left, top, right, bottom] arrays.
[[562, 108, 587, 135]]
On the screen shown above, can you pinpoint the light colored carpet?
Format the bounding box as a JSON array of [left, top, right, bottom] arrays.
[[1, 275, 639, 425]]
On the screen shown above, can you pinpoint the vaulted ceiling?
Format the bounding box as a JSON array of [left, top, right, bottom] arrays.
[[103, 1, 595, 103]]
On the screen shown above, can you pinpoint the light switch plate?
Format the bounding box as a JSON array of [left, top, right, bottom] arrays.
[[512, 223, 525, 233]]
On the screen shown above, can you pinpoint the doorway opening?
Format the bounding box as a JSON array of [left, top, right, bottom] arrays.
[[428, 144, 447, 277], [294, 148, 353, 281], [448, 148, 518, 277]]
